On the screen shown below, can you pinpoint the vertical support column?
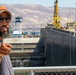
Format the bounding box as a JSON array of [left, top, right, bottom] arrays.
[[29, 70, 34, 75]]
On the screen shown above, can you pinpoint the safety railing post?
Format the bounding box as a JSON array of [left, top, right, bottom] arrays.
[[29, 70, 34, 75]]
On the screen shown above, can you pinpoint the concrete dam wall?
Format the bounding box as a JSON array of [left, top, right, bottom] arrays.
[[41, 28, 76, 66], [4, 27, 76, 67]]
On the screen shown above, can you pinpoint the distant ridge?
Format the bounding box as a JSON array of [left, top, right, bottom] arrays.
[[0, 4, 75, 31]]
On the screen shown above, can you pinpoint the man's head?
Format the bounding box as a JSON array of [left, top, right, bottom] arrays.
[[0, 6, 11, 38]]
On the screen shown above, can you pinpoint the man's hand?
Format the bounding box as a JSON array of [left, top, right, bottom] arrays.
[[0, 42, 12, 56]]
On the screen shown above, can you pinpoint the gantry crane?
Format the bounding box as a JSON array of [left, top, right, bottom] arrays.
[[52, 0, 62, 29]]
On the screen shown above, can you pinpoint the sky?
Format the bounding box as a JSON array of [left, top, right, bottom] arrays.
[[0, 0, 76, 8]]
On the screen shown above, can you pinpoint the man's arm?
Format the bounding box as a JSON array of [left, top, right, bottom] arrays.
[[0, 42, 12, 63]]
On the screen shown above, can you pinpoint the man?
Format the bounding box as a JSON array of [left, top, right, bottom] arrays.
[[0, 6, 14, 75]]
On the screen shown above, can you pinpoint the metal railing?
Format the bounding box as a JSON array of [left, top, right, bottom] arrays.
[[13, 66, 76, 75]]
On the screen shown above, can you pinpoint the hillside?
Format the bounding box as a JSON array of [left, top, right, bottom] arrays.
[[0, 4, 75, 32]]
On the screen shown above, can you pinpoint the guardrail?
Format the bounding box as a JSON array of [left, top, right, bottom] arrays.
[[4, 38, 40, 43], [13, 66, 76, 75]]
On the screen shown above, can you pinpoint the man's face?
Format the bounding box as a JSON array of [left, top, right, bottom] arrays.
[[0, 12, 11, 37]]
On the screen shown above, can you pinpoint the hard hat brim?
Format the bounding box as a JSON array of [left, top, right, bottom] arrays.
[[0, 10, 11, 17]]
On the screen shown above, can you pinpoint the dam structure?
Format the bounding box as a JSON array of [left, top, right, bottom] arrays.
[[4, 26, 76, 67], [41, 27, 76, 66], [4, 38, 45, 67]]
